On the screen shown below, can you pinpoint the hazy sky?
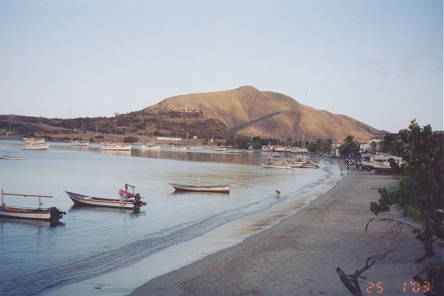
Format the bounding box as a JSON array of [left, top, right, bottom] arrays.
[[0, 0, 442, 133]]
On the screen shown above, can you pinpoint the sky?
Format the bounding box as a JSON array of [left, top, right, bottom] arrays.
[[0, 0, 442, 133]]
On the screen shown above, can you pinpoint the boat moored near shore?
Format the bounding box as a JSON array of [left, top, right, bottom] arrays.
[[170, 183, 230, 193], [100, 143, 132, 151], [0, 190, 65, 221], [66, 191, 146, 209]]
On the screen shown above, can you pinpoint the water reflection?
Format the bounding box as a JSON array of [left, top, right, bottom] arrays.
[[133, 148, 261, 165], [68, 205, 145, 215], [0, 217, 65, 228]]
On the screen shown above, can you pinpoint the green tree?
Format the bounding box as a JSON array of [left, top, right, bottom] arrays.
[[251, 136, 263, 150], [320, 139, 333, 155], [369, 141, 378, 154], [381, 133, 403, 156], [225, 134, 251, 149], [123, 136, 139, 143], [339, 135, 360, 158], [370, 120, 443, 258]]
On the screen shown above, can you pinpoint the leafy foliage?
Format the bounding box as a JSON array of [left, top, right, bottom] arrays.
[[380, 133, 403, 156], [123, 136, 139, 143], [369, 120, 443, 294], [339, 135, 360, 158], [370, 120, 443, 256], [306, 138, 333, 155]]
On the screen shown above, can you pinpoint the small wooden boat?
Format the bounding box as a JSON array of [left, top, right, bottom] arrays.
[[100, 143, 131, 151], [170, 183, 230, 193], [22, 137, 45, 144], [300, 162, 319, 169], [0, 155, 24, 160], [21, 137, 49, 150], [290, 159, 319, 169], [66, 191, 146, 209], [0, 190, 65, 221], [288, 161, 304, 168], [71, 140, 89, 146], [21, 143, 49, 150]]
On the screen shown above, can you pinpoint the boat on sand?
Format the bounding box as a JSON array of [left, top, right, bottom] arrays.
[[259, 161, 292, 169]]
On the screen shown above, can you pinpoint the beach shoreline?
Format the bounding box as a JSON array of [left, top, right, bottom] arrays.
[[130, 171, 431, 296], [45, 160, 342, 296]]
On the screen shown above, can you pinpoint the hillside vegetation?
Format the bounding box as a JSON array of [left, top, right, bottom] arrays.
[[1, 86, 379, 143], [144, 86, 379, 142]]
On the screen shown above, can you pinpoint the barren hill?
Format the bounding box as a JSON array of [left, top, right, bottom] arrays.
[[144, 86, 379, 142]]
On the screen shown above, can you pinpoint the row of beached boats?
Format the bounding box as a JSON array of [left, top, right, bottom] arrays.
[[259, 145, 319, 169], [0, 182, 230, 224], [260, 158, 319, 169]]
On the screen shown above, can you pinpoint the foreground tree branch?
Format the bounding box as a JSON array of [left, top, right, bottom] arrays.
[[336, 249, 394, 296]]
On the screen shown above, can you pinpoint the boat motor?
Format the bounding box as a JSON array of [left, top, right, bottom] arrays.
[[133, 193, 147, 207], [48, 207, 66, 220]]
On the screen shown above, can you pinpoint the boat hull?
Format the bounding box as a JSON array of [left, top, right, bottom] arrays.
[[20, 144, 49, 150], [170, 183, 230, 193], [0, 206, 64, 221], [0, 156, 24, 160], [71, 141, 88, 146], [0, 206, 51, 220], [300, 163, 319, 169], [100, 144, 131, 151], [66, 191, 140, 209]]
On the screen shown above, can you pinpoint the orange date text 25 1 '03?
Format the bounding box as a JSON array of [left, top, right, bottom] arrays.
[[366, 281, 430, 294]]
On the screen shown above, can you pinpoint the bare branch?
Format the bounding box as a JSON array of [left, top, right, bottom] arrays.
[[337, 249, 395, 296]]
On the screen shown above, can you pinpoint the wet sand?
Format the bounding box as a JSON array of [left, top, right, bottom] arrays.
[[130, 172, 429, 295]]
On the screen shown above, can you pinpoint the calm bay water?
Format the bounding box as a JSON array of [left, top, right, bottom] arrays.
[[0, 140, 340, 295]]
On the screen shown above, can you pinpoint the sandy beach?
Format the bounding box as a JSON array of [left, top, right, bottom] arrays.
[[130, 172, 432, 296]]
